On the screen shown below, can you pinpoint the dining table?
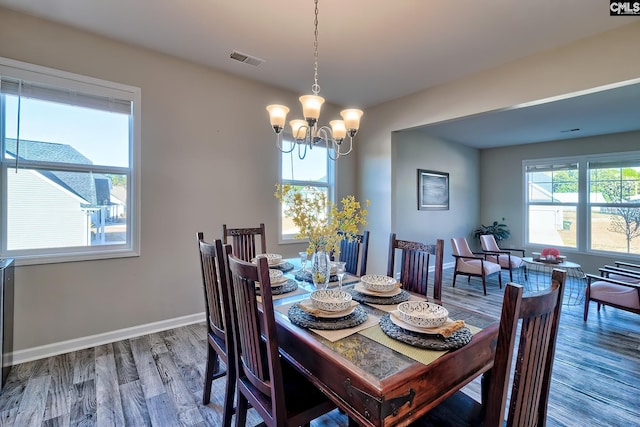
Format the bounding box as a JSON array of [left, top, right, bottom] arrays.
[[265, 257, 500, 427]]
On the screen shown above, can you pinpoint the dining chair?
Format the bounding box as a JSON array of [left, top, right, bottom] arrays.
[[225, 251, 336, 427], [222, 223, 267, 261], [451, 236, 502, 295], [479, 234, 527, 282], [414, 268, 567, 427], [336, 230, 370, 276], [196, 233, 235, 427], [387, 233, 444, 301]]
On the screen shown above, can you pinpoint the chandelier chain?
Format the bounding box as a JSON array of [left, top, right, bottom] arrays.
[[312, 0, 320, 95]]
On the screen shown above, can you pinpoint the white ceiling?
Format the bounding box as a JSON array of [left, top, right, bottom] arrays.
[[1, 0, 639, 147]]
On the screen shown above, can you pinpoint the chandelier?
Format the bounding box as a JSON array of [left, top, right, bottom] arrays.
[[266, 0, 363, 161]]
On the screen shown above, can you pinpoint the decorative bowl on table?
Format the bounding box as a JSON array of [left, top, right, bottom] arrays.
[[397, 301, 448, 328], [360, 274, 397, 293], [257, 253, 283, 265], [310, 290, 353, 312], [268, 268, 285, 284]]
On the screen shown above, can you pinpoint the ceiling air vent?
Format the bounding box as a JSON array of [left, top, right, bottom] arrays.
[[229, 50, 264, 67]]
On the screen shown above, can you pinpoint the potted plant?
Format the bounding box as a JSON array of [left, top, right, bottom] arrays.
[[473, 220, 511, 242]]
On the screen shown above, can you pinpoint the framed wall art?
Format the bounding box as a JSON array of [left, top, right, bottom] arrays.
[[417, 169, 449, 210]]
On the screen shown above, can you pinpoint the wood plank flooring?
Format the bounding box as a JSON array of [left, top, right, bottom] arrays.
[[0, 268, 638, 426]]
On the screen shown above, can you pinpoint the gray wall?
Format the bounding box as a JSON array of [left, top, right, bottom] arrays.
[[357, 22, 640, 271], [480, 130, 640, 274], [0, 8, 357, 354], [390, 131, 479, 267]]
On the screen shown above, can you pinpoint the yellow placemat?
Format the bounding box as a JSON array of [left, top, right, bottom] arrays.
[[358, 323, 482, 366]]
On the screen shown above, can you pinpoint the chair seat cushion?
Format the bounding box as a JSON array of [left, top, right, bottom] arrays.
[[590, 282, 640, 309], [487, 254, 524, 269], [460, 259, 502, 275]]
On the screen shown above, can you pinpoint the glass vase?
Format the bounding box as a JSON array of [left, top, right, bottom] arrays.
[[311, 251, 331, 290]]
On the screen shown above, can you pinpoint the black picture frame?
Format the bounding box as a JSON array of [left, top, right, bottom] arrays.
[[417, 169, 449, 210]]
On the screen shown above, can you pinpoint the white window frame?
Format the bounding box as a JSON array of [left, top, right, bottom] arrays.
[[278, 132, 335, 244], [0, 57, 141, 265], [524, 151, 640, 257], [524, 159, 580, 250]]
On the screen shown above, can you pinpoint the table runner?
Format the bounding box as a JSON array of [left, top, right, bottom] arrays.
[[358, 323, 481, 365], [275, 301, 380, 342]]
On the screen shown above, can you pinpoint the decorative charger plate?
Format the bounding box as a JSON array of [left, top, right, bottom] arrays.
[[353, 283, 402, 297], [287, 304, 368, 330], [379, 314, 472, 350], [348, 288, 411, 305], [271, 261, 295, 272], [256, 279, 298, 296]]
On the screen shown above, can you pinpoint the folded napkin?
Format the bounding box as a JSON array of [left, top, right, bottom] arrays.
[[390, 311, 466, 338], [297, 299, 359, 316]]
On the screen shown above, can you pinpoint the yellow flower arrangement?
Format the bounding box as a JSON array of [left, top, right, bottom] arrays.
[[274, 184, 369, 257]]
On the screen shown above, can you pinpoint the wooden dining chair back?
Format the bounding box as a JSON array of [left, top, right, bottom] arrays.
[[225, 252, 336, 427], [196, 233, 235, 427], [387, 233, 444, 301], [416, 269, 566, 427], [222, 223, 267, 261], [337, 230, 370, 276]]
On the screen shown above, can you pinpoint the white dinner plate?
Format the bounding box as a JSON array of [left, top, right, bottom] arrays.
[[354, 282, 401, 297]]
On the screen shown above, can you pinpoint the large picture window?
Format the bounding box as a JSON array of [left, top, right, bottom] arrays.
[[525, 153, 640, 256], [0, 57, 140, 264], [279, 134, 334, 242], [525, 162, 579, 249]]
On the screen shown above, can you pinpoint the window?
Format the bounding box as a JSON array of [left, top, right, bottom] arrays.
[[589, 160, 640, 254], [279, 134, 334, 242], [0, 57, 140, 264], [525, 152, 640, 256], [525, 162, 579, 249]]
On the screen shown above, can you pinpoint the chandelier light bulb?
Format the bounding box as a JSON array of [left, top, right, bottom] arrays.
[[290, 119, 308, 140], [329, 120, 347, 143], [266, 104, 289, 134], [299, 95, 325, 126], [340, 109, 363, 136]]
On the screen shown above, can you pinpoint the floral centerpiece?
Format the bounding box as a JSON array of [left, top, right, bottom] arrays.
[[275, 184, 369, 288], [274, 184, 369, 256]]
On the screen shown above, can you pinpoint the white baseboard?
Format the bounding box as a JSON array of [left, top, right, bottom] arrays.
[[8, 312, 206, 367]]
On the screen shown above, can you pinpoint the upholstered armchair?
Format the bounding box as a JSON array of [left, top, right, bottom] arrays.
[[451, 237, 502, 295], [584, 268, 640, 321], [479, 234, 527, 281]]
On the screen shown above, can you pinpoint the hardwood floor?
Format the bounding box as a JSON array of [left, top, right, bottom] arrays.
[[0, 268, 638, 426]]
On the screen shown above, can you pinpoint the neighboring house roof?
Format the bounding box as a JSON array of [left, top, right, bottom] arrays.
[[5, 138, 112, 207], [529, 182, 606, 203]]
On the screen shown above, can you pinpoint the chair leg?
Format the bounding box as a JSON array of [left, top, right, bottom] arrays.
[[222, 365, 236, 427], [235, 390, 248, 427], [452, 270, 457, 287], [583, 300, 589, 321], [482, 275, 487, 295], [202, 346, 219, 405], [498, 273, 502, 289], [508, 267, 513, 282]]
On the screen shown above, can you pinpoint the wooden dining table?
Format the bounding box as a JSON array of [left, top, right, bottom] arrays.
[[267, 258, 500, 427]]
